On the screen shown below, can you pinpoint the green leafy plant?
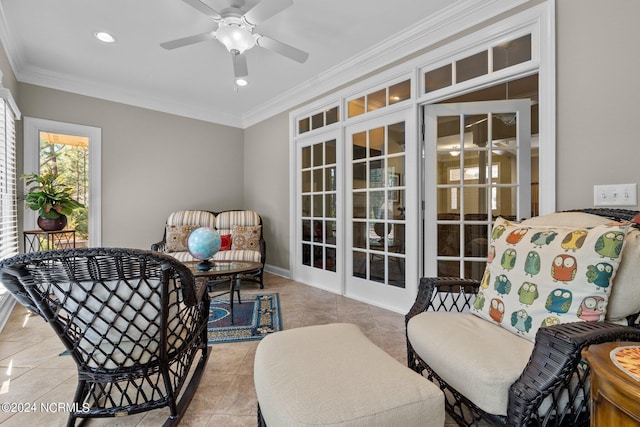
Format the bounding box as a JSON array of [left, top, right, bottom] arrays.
[[21, 172, 85, 219]]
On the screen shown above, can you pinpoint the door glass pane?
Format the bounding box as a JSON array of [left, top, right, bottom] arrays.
[[326, 107, 339, 125], [313, 195, 323, 217], [325, 167, 336, 191], [353, 132, 366, 160], [302, 244, 311, 266], [353, 222, 367, 249], [388, 122, 405, 154], [425, 64, 452, 93], [367, 89, 387, 112], [353, 164, 366, 189], [388, 257, 405, 288], [353, 193, 366, 219], [325, 221, 336, 244], [438, 223, 460, 256], [493, 34, 532, 71], [348, 97, 365, 118], [456, 50, 488, 83], [325, 194, 336, 218], [465, 114, 489, 148], [302, 146, 311, 168], [369, 127, 385, 157], [351, 121, 406, 288], [369, 160, 384, 188], [313, 169, 323, 192], [389, 80, 410, 104], [302, 195, 310, 216], [299, 118, 310, 134], [311, 112, 324, 130], [326, 247, 336, 272], [300, 139, 339, 273], [326, 140, 336, 164], [432, 100, 530, 282], [302, 220, 311, 241], [313, 143, 323, 167]]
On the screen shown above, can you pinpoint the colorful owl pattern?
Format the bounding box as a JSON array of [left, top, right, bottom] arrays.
[[472, 217, 630, 343]]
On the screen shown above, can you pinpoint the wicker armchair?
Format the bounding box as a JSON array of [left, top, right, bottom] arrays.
[[0, 248, 210, 427], [406, 208, 640, 426]]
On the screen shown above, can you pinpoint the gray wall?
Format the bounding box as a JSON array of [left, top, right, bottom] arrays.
[[17, 83, 245, 249], [556, 0, 640, 210], [243, 111, 290, 272]]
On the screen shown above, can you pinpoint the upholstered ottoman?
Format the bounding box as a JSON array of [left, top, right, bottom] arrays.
[[254, 323, 444, 427]]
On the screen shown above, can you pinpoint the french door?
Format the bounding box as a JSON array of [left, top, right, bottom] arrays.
[[296, 132, 342, 292], [423, 100, 532, 279], [345, 109, 418, 311]]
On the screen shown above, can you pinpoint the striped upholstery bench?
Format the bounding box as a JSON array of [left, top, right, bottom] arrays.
[[151, 209, 266, 288]]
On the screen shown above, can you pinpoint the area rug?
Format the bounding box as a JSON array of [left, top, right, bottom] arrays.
[[208, 292, 282, 344]]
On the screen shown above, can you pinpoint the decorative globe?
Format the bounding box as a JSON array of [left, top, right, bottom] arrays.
[[187, 227, 221, 271]]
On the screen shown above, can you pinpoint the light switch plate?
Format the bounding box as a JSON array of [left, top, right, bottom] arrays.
[[593, 183, 638, 206]]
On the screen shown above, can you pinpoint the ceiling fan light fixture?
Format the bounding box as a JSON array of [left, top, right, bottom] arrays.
[[235, 77, 249, 87], [216, 20, 255, 54]]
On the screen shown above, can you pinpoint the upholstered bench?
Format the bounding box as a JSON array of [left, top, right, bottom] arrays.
[[254, 323, 444, 427]]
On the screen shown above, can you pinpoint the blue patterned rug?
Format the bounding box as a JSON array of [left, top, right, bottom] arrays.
[[208, 293, 282, 344]]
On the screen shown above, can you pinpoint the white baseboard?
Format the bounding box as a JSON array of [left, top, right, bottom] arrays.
[[264, 264, 290, 279]]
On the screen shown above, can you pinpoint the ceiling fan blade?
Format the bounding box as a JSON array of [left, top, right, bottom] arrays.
[[232, 50, 249, 78], [256, 35, 308, 63], [182, 0, 222, 20], [243, 0, 293, 26], [160, 31, 216, 50]]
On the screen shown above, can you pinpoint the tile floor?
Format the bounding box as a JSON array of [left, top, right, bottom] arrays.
[[0, 273, 458, 426]]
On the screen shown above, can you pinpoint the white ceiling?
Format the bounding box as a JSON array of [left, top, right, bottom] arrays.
[[0, 0, 459, 128]]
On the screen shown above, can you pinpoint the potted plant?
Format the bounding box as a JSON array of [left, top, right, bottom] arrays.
[[21, 171, 85, 231]]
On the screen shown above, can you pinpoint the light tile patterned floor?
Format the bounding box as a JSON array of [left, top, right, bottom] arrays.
[[0, 273, 459, 426]]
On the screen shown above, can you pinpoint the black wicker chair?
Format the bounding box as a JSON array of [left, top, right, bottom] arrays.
[[406, 208, 640, 427], [0, 248, 210, 427]]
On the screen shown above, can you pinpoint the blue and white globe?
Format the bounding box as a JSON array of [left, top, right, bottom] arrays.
[[187, 227, 221, 261]]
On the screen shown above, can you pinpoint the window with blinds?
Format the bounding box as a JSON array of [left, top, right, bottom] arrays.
[[0, 89, 20, 261]]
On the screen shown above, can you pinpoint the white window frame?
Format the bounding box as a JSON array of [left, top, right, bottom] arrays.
[[23, 117, 102, 247]]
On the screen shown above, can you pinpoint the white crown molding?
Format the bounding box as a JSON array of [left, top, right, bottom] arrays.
[[241, 0, 529, 128], [0, 1, 25, 78], [18, 65, 245, 128]]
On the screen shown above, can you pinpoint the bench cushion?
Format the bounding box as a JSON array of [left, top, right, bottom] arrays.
[[255, 323, 444, 427], [407, 312, 533, 416]]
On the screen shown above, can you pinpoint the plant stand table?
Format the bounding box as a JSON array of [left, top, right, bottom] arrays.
[[183, 260, 262, 324], [23, 229, 76, 253]]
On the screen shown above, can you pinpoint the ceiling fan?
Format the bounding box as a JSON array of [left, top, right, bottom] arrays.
[[161, 0, 309, 87]]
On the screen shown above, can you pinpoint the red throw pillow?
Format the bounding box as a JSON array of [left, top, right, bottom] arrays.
[[220, 234, 232, 251]]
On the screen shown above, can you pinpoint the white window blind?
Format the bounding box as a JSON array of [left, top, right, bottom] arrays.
[[0, 91, 19, 261], [0, 86, 20, 332]]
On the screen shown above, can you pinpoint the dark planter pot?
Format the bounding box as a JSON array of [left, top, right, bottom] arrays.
[[38, 215, 67, 231]]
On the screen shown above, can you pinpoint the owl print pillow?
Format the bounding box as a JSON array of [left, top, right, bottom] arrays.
[[472, 217, 631, 343]]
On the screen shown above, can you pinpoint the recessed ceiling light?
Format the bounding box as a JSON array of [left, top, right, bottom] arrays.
[[235, 78, 249, 87], [94, 31, 116, 43]]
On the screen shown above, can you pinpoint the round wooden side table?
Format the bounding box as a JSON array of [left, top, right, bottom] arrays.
[[582, 341, 640, 427]]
